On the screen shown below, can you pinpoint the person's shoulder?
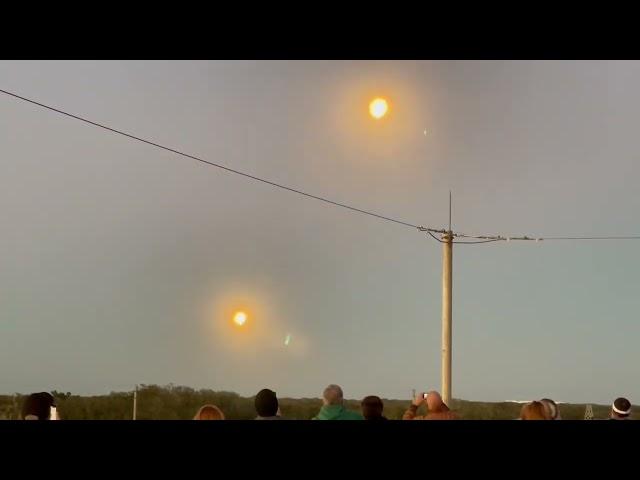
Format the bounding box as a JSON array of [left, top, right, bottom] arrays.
[[348, 411, 364, 420]]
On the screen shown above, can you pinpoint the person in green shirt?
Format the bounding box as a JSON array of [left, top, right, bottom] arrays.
[[312, 384, 364, 420]]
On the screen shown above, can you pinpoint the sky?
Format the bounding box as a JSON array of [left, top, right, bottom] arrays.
[[1, 60, 639, 404]]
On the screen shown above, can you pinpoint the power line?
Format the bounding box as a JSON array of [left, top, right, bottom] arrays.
[[454, 233, 640, 242], [453, 233, 539, 242], [453, 239, 503, 244], [0, 88, 439, 233], [427, 231, 445, 243], [4, 87, 639, 245], [426, 230, 498, 245], [541, 236, 640, 241]]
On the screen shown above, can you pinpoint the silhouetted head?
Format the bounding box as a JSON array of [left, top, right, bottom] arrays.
[[255, 389, 279, 417], [361, 395, 384, 420], [323, 384, 344, 406], [193, 404, 225, 420], [520, 401, 547, 420], [21, 392, 55, 420], [611, 397, 631, 419]]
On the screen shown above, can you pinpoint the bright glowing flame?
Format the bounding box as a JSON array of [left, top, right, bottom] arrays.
[[233, 311, 247, 326], [369, 98, 388, 119]]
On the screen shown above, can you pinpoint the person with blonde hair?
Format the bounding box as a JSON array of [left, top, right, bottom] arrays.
[[520, 401, 547, 420], [193, 404, 225, 420]]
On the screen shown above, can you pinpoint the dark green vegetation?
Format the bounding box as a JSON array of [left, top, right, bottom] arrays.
[[0, 385, 625, 420]]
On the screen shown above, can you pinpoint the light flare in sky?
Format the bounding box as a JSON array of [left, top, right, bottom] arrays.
[[233, 311, 247, 326], [369, 98, 389, 119]]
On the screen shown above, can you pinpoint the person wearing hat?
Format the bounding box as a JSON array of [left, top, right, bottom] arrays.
[[540, 398, 562, 420], [610, 397, 632, 420], [254, 388, 286, 420], [21, 392, 56, 420]]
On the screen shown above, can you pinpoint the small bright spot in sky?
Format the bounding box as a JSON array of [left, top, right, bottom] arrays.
[[284, 334, 292, 346], [233, 311, 247, 326], [369, 98, 388, 119]]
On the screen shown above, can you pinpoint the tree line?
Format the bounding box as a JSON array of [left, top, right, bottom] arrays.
[[0, 384, 618, 420]]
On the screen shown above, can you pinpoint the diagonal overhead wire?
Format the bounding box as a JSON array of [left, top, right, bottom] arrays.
[[0, 88, 443, 233], [3, 88, 639, 246]]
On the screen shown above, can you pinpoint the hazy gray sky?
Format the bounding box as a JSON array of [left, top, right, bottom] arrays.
[[1, 61, 639, 404]]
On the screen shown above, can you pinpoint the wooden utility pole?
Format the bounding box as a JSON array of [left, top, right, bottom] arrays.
[[133, 385, 138, 420], [441, 192, 453, 406]]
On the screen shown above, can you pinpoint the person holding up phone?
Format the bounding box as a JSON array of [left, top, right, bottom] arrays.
[[402, 390, 460, 420]]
